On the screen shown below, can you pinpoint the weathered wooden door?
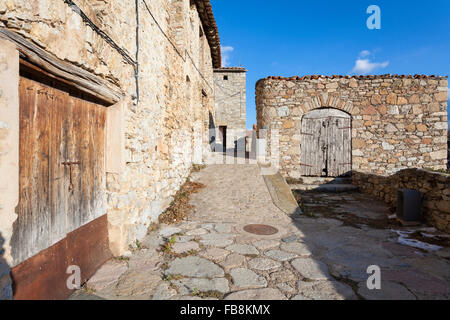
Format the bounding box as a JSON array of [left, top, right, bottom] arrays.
[[300, 109, 351, 177], [12, 73, 110, 299], [300, 118, 328, 176], [327, 117, 351, 176]]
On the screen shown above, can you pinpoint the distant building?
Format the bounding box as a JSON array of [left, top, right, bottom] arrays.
[[214, 67, 247, 152]]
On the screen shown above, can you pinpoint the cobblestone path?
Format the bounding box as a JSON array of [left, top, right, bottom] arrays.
[[72, 163, 450, 300]]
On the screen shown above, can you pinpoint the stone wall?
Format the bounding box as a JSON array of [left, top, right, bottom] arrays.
[[214, 67, 246, 149], [353, 169, 450, 233], [256, 75, 448, 179], [0, 0, 218, 264]]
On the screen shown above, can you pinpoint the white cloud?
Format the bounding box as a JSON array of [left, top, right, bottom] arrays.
[[359, 50, 371, 58], [221, 46, 234, 67], [352, 59, 389, 74], [351, 50, 389, 74]]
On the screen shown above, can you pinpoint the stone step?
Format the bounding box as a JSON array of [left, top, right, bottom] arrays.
[[294, 177, 353, 185], [290, 184, 358, 193]]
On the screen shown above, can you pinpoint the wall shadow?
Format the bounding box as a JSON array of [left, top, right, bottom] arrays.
[[0, 232, 13, 300], [208, 111, 216, 151]]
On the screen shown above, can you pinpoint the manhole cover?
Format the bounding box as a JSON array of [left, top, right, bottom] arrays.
[[243, 224, 279, 236]]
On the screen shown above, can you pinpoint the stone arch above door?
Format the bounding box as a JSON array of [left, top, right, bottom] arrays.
[[302, 108, 351, 120], [301, 94, 355, 116]]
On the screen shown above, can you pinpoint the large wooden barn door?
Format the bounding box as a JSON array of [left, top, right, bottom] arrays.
[[11, 72, 110, 300], [300, 118, 327, 176], [300, 109, 351, 177], [327, 117, 351, 176]]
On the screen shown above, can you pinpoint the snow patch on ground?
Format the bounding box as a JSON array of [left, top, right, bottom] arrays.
[[391, 230, 442, 252]]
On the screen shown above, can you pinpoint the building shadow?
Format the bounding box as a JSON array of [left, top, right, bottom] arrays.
[[208, 111, 216, 151], [0, 232, 13, 300]]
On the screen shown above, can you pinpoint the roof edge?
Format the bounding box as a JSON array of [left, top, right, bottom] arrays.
[[195, 0, 221, 68], [257, 74, 448, 83], [214, 67, 247, 73]]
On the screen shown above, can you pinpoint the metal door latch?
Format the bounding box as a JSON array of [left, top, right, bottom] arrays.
[[61, 161, 81, 192]]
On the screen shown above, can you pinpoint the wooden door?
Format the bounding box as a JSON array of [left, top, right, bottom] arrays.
[[300, 118, 327, 176], [14, 76, 107, 262], [327, 117, 351, 176], [300, 109, 351, 177], [12, 74, 110, 299]]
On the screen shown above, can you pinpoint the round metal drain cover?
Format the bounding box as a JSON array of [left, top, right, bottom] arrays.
[[243, 224, 279, 235]]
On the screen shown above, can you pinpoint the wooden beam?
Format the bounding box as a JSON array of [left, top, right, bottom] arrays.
[[0, 28, 124, 104]]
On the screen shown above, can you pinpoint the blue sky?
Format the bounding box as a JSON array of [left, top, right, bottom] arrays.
[[212, 0, 450, 129]]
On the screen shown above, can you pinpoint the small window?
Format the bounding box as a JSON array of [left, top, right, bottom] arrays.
[[223, 75, 228, 81], [199, 26, 204, 37]]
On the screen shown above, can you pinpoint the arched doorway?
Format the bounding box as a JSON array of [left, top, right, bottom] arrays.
[[300, 108, 351, 177]]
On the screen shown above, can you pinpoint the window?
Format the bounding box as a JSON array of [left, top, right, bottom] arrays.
[[223, 75, 228, 81]]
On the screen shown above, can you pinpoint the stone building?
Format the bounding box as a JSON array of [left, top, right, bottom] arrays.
[[213, 67, 247, 151], [0, 0, 221, 299], [256, 75, 448, 179]]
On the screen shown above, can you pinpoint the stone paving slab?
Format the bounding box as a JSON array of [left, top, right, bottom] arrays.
[[226, 244, 259, 255], [152, 283, 177, 300], [171, 242, 200, 254], [175, 278, 230, 294], [220, 253, 246, 271], [280, 242, 312, 257], [165, 257, 225, 278], [253, 239, 280, 250], [265, 250, 297, 262], [200, 239, 234, 248], [276, 283, 296, 295], [357, 281, 416, 300], [296, 280, 356, 300], [215, 224, 233, 233], [198, 248, 230, 262], [159, 227, 182, 238], [248, 258, 281, 271], [230, 268, 268, 289], [86, 260, 128, 291], [186, 228, 208, 236], [291, 258, 332, 281]]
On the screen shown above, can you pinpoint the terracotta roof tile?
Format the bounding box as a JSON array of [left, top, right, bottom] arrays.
[[195, 0, 221, 68], [260, 74, 447, 81]]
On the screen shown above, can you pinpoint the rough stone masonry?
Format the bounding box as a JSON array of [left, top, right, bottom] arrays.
[[256, 75, 448, 179]]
